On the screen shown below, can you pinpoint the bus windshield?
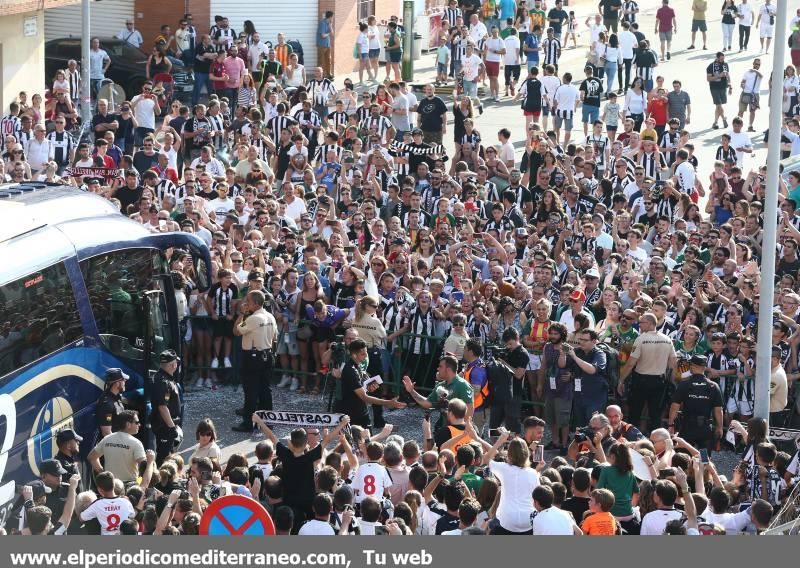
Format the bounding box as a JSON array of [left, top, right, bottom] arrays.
[[80, 248, 177, 373]]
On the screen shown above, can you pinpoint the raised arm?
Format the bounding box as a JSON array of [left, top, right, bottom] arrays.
[[251, 412, 279, 445]]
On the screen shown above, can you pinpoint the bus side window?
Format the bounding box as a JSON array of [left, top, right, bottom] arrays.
[[0, 262, 82, 378]]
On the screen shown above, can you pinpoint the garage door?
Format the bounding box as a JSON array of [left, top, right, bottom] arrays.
[[45, 0, 134, 42], [210, 0, 318, 67]]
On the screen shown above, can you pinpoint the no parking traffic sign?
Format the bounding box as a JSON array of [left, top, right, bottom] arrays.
[[199, 494, 276, 536]]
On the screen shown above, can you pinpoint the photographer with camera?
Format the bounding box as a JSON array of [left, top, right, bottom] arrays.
[[567, 413, 615, 462], [570, 329, 608, 427], [340, 339, 406, 428], [488, 328, 529, 434], [667, 354, 723, 451], [324, 327, 358, 412]]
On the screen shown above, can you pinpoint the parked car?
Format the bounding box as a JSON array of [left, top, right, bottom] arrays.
[[44, 37, 192, 104]]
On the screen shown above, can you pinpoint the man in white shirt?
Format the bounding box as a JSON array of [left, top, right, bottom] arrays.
[[531, 485, 582, 535], [726, 117, 753, 168], [298, 494, 336, 535], [618, 21, 638, 93], [586, 13, 608, 45], [461, 43, 485, 98], [25, 124, 51, 173], [469, 13, 488, 44], [206, 183, 236, 219], [281, 181, 308, 222], [400, 82, 419, 126], [130, 81, 161, 147], [737, 0, 754, 52], [738, 58, 762, 132], [640, 480, 684, 535], [247, 33, 270, 76], [540, 66, 562, 131], [389, 83, 411, 136], [117, 20, 143, 48], [552, 71, 579, 145]]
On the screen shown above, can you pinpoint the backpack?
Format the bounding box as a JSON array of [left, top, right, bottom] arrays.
[[485, 356, 514, 404], [596, 342, 620, 396], [287, 39, 304, 64]]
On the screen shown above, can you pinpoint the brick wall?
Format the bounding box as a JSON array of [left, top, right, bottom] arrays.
[[134, 0, 210, 49], [328, 0, 402, 77]]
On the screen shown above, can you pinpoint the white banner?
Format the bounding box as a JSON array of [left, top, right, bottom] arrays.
[[255, 410, 345, 428], [770, 427, 800, 448]]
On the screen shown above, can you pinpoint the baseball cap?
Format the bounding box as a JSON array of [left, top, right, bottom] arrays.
[[56, 429, 83, 446], [159, 349, 179, 363], [29, 480, 51, 499], [104, 368, 129, 383], [39, 459, 67, 477], [585, 268, 601, 279], [569, 290, 586, 302], [689, 354, 707, 367]]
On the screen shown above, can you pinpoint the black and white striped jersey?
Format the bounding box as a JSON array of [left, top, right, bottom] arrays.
[[46, 130, 75, 167], [443, 7, 462, 28], [266, 115, 297, 145], [542, 38, 561, 65], [327, 110, 349, 131], [306, 78, 337, 106], [359, 115, 393, 140]]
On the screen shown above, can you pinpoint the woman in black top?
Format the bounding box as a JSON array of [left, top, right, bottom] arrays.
[[147, 45, 173, 80], [452, 95, 475, 152]]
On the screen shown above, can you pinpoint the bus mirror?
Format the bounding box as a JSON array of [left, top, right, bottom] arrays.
[[195, 256, 209, 290]]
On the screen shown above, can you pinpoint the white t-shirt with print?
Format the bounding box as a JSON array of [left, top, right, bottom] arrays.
[[351, 461, 393, 504], [80, 497, 135, 535], [462, 54, 484, 81], [738, 3, 754, 26]]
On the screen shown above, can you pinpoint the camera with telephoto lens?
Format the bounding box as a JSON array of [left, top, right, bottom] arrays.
[[331, 342, 347, 366], [574, 426, 594, 443], [489, 345, 511, 361]]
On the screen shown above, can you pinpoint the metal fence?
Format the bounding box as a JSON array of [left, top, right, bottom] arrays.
[[184, 317, 545, 409]]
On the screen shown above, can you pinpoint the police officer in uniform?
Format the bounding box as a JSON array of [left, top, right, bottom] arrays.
[[54, 429, 83, 491], [95, 368, 128, 438], [151, 350, 182, 464], [232, 290, 278, 432], [667, 354, 723, 451]]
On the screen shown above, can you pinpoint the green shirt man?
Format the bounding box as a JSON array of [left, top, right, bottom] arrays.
[[402, 357, 475, 428]]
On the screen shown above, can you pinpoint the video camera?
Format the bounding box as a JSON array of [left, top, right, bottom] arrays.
[[331, 341, 348, 366]]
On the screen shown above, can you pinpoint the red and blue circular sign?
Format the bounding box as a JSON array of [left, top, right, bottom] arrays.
[[199, 494, 276, 536]]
